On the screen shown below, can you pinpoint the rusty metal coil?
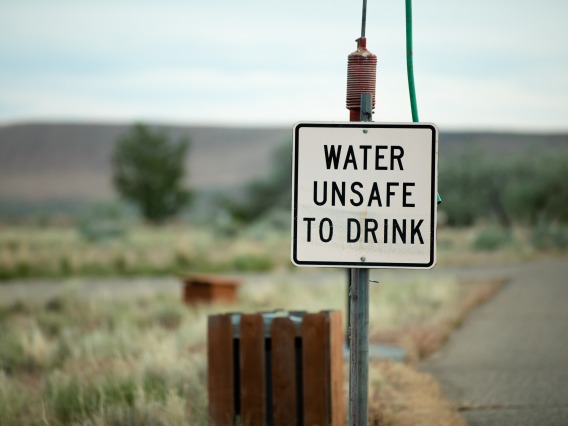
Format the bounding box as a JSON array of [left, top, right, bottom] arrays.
[[346, 37, 377, 111]]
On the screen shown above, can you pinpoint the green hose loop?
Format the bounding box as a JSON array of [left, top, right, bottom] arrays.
[[405, 0, 419, 123], [406, 0, 441, 204]]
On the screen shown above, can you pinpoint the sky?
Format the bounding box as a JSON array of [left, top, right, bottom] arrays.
[[1, 0, 567, 131]]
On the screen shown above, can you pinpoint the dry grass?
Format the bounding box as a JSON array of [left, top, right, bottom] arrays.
[[0, 225, 286, 280], [368, 360, 466, 426], [2, 223, 565, 281], [0, 292, 213, 425], [436, 226, 538, 267], [0, 222, 528, 424], [0, 270, 505, 425]]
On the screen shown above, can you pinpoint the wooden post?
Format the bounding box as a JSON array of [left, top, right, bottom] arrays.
[[302, 313, 329, 424], [271, 317, 298, 426], [240, 314, 266, 425], [207, 314, 234, 425]]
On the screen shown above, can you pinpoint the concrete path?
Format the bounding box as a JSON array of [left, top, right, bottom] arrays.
[[422, 259, 568, 426]]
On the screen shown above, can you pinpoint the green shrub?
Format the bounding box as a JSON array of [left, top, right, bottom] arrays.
[[508, 151, 568, 225], [531, 224, 568, 251], [233, 254, 273, 272], [49, 377, 142, 423], [78, 202, 130, 242], [142, 372, 169, 402], [0, 330, 24, 374], [49, 379, 98, 423], [472, 227, 513, 251], [220, 141, 291, 224], [438, 151, 497, 227], [439, 148, 568, 227], [103, 377, 137, 407], [112, 124, 191, 224]]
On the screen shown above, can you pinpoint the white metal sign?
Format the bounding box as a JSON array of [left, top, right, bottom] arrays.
[[291, 122, 438, 268]]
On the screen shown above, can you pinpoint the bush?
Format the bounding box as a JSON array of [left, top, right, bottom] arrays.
[[0, 330, 24, 374], [439, 148, 568, 227], [439, 151, 513, 227], [221, 141, 291, 224], [233, 254, 274, 271], [78, 202, 130, 242], [531, 224, 568, 251], [112, 124, 191, 224], [508, 151, 568, 225], [472, 227, 513, 251]]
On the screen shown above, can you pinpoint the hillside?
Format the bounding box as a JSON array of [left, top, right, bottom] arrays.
[[0, 123, 290, 202], [0, 122, 566, 208]]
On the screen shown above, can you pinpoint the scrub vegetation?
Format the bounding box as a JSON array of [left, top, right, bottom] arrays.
[[223, 142, 568, 230], [0, 225, 284, 281], [1, 138, 567, 281], [0, 223, 564, 281], [0, 272, 499, 425]]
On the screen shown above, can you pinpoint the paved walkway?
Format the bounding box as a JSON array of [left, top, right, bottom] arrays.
[[422, 259, 568, 426]]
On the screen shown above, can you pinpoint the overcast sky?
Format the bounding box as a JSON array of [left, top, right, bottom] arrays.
[[1, 0, 567, 130]]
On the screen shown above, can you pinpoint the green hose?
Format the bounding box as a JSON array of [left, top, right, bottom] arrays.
[[405, 0, 441, 204], [405, 0, 419, 123]]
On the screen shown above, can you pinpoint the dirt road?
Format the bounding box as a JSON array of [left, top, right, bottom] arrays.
[[422, 259, 568, 425]]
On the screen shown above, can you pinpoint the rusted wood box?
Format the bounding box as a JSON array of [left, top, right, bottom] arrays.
[[182, 275, 239, 305], [208, 311, 344, 426]]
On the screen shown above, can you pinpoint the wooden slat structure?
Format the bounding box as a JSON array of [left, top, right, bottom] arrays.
[[207, 311, 344, 426], [207, 314, 234, 425], [240, 314, 266, 425], [302, 313, 328, 424], [328, 311, 345, 426], [271, 317, 298, 426]]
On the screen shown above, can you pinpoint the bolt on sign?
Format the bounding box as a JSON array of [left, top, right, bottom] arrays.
[[291, 122, 438, 268]]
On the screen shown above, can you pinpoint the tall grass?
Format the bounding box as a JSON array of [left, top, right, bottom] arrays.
[[0, 225, 284, 280], [1, 223, 564, 281], [0, 274, 494, 424], [0, 291, 213, 424]]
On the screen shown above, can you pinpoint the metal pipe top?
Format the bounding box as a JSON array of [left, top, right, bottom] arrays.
[[361, 0, 367, 37]]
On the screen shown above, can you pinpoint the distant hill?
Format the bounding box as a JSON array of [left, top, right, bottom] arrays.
[[0, 122, 566, 211], [0, 123, 290, 202]]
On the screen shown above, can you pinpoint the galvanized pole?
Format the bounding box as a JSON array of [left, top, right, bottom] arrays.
[[347, 2, 374, 421], [348, 93, 372, 426], [348, 269, 370, 426]]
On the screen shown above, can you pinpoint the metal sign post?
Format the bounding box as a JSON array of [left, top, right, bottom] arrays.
[[349, 267, 370, 425], [348, 93, 372, 426], [351, 6, 372, 426]]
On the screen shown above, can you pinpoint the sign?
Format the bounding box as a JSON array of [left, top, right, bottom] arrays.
[[291, 122, 438, 268]]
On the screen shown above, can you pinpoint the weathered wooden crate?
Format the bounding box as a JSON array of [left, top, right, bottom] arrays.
[[182, 275, 239, 305], [207, 311, 344, 426]]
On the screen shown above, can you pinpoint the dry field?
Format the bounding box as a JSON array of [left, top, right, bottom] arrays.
[[0, 266, 505, 425], [0, 223, 557, 281], [1, 223, 564, 424]]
